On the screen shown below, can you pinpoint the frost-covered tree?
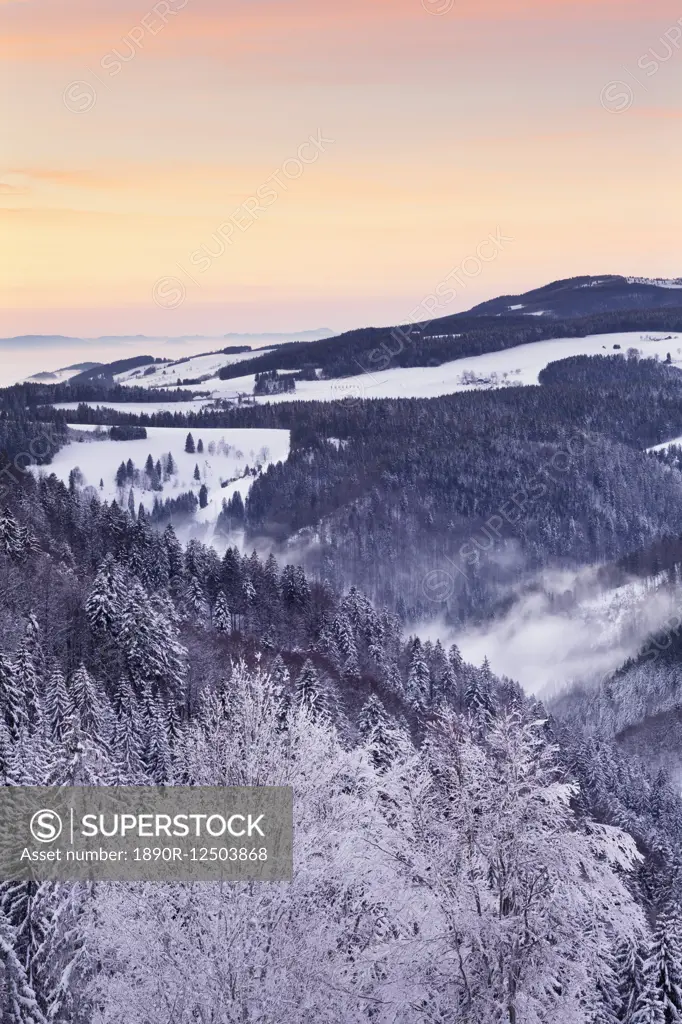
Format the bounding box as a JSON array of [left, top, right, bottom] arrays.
[[213, 591, 230, 634]]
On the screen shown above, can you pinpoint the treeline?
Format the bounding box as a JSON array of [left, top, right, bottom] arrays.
[[216, 306, 682, 380]]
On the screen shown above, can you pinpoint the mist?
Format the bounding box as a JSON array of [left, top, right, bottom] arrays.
[[417, 566, 681, 698]]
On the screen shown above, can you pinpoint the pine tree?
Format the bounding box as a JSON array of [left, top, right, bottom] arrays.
[[115, 462, 127, 488], [193, 464, 201, 482], [85, 556, 124, 637], [43, 668, 75, 743], [648, 904, 682, 1023], [0, 508, 22, 560], [69, 665, 102, 742], [0, 656, 26, 740], [406, 639, 430, 709], [185, 432, 195, 454], [199, 484, 208, 509], [464, 663, 498, 730], [617, 936, 648, 1023], [295, 660, 325, 719], [127, 488, 136, 518], [197, 439, 204, 453], [0, 906, 46, 1024], [214, 591, 231, 634], [358, 694, 397, 771], [13, 621, 42, 730]]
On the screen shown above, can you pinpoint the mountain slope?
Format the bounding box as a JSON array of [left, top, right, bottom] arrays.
[[465, 275, 682, 319]]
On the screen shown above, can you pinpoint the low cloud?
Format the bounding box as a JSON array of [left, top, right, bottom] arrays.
[[418, 566, 681, 698]]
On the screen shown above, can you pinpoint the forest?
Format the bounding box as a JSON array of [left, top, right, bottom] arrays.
[[1, 351, 682, 1020]]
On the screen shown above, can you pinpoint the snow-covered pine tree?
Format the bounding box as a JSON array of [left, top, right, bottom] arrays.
[[464, 660, 498, 730], [406, 639, 430, 709], [213, 591, 230, 634], [43, 667, 75, 744], [69, 665, 102, 743], [358, 694, 398, 771], [646, 903, 682, 1023], [0, 508, 23, 561], [85, 556, 125, 638], [0, 655, 26, 740], [0, 905, 46, 1024], [294, 660, 325, 719]]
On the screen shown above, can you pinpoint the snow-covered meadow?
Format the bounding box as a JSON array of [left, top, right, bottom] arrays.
[[62, 330, 682, 412], [33, 425, 290, 545]]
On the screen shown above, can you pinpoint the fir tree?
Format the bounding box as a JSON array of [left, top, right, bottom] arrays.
[[185, 433, 195, 454], [295, 660, 325, 719], [648, 904, 682, 1023], [214, 591, 231, 634], [0, 655, 26, 740], [43, 668, 75, 744], [406, 639, 430, 709]]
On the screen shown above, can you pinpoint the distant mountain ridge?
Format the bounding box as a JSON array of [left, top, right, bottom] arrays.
[[464, 274, 682, 319]]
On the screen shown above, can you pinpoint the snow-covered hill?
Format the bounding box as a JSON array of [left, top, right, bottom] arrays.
[[104, 330, 682, 408], [33, 425, 290, 547]]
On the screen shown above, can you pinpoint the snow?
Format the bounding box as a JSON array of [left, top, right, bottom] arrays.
[[648, 436, 682, 452], [508, 304, 525, 310], [115, 348, 274, 389], [42, 332, 682, 412], [31, 425, 290, 546], [238, 330, 682, 403], [625, 276, 682, 289]]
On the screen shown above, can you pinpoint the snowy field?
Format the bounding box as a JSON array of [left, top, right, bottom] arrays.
[[111, 330, 682, 405], [264, 330, 681, 404], [35, 331, 682, 417], [32, 425, 290, 546], [115, 348, 275, 389]]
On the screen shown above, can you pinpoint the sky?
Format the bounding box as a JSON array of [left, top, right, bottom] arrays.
[[1, 0, 681, 339]]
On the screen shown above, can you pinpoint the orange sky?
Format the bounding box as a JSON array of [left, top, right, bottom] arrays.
[[1, 0, 680, 336]]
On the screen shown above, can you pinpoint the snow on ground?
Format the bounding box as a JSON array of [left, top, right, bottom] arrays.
[[32, 426, 290, 547], [648, 436, 682, 452], [625, 277, 682, 289], [115, 348, 274, 388], [42, 330, 682, 413], [230, 330, 682, 404]]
